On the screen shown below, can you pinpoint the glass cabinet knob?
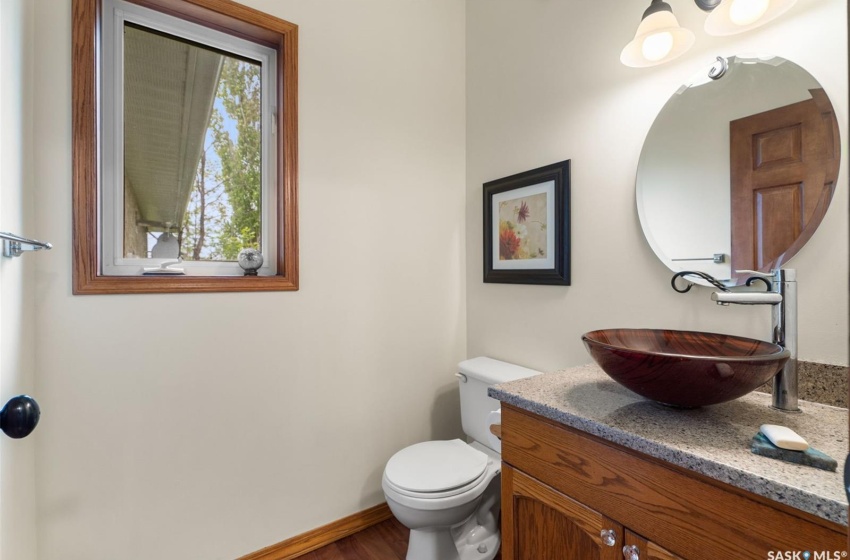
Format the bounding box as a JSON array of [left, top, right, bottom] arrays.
[[623, 544, 640, 560], [600, 529, 616, 547]]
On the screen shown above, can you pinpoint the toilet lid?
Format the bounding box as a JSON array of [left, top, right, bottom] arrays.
[[384, 439, 488, 493]]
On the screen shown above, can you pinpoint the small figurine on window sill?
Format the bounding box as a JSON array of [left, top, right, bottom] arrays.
[[237, 248, 264, 276]]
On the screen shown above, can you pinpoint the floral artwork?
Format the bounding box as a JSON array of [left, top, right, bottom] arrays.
[[483, 159, 570, 285], [498, 193, 548, 260]]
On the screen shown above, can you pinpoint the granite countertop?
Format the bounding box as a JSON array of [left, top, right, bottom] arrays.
[[490, 363, 848, 526]]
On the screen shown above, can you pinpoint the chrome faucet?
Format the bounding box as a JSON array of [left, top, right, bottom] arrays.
[[710, 269, 798, 412]]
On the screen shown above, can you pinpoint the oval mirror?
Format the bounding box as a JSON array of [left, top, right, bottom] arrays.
[[636, 55, 840, 285]]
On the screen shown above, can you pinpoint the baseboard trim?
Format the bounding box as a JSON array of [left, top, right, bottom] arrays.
[[237, 503, 394, 560]]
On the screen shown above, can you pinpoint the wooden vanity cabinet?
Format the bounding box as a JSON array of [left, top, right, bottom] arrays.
[[502, 466, 683, 560], [499, 405, 845, 560], [502, 465, 623, 560]]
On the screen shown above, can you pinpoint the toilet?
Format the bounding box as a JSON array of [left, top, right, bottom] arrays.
[[382, 357, 541, 560]]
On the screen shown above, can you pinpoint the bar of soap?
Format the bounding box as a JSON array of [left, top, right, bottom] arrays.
[[759, 424, 808, 451]]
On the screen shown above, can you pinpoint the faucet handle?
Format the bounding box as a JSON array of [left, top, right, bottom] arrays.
[[735, 270, 776, 291], [736, 268, 796, 282]]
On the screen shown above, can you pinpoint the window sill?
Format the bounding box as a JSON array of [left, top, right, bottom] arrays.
[[72, 273, 298, 295]]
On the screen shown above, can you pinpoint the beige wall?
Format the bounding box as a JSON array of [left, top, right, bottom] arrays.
[[0, 1, 39, 560], [32, 1, 466, 558], [466, 0, 848, 372]]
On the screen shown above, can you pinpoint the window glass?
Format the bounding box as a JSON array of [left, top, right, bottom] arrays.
[[123, 24, 263, 263], [101, 0, 277, 277]]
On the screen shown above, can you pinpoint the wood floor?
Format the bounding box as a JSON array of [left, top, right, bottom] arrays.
[[298, 517, 502, 560], [297, 517, 408, 559]]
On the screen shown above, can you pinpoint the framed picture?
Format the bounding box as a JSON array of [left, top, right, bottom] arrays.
[[483, 160, 571, 285]]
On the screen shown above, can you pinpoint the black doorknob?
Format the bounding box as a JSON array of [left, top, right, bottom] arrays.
[[0, 395, 40, 439]]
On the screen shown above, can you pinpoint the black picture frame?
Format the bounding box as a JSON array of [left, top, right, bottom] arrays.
[[483, 160, 571, 285]]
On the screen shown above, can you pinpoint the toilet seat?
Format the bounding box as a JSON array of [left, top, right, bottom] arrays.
[[384, 468, 488, 500], [384, 439, 488, 495], [382, 440, 500, 512]]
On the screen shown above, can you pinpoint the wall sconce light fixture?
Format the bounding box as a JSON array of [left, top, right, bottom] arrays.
[[703, 0, 797, 36], [621, 0, 695, 68], [622, 0, 797, 67]]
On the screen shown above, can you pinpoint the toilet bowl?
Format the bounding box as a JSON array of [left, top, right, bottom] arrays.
[[382, 357, 541, 560], [382, 439, 501, 560]]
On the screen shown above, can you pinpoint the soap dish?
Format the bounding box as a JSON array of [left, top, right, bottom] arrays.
[[750, 432, 837, 472]]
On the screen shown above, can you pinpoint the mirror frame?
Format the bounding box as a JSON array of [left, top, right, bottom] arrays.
[[72, 0, 299, 294]]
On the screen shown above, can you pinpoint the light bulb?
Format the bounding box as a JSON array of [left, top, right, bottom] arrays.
[[729, 0, 770, 26], [641, 32, 674, 62]]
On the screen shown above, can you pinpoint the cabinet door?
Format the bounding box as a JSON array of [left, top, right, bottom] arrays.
[[624, 531, 685, 560], [502, 464, 622, 560]]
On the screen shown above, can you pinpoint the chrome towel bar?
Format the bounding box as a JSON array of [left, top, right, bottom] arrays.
[[0, 231, 53, 258], [671, 253, 726, 263]]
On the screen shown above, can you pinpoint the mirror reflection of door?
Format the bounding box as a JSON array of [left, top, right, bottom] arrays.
[[730, 88, 839, 277]]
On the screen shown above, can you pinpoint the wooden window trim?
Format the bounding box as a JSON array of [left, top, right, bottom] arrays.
[[72, 0, 299, 294]]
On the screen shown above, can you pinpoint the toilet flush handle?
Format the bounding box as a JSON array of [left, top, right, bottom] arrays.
[[455, 373, 467, 383]]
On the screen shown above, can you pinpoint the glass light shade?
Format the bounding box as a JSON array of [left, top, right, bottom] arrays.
[[621, 11, 695, 68], [705, 0, 796, 36]]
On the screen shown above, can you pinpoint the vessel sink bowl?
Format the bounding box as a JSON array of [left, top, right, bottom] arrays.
[[581, 329, 790, 408]]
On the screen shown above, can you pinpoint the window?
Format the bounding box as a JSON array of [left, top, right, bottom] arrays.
[[72, 0, 298, 293]]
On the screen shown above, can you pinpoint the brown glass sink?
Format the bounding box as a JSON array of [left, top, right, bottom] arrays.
[[581, 329, 790, 408]]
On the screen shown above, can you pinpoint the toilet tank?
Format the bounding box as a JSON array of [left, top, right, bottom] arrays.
[[458, 357, 541, 449]]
